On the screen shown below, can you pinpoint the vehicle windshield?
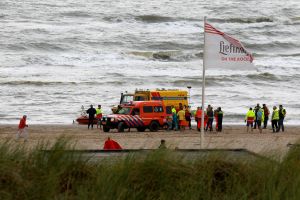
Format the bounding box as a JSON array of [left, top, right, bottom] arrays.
[[121, 95, 134, 104], [117, 107, 131, 115]]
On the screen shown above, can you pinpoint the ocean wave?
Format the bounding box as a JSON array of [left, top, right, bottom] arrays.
[[1, 80, 78, 86], [252, 52, 300, 58], [147, 42, 201, 50], [128, 50, 200, 62], [157, 78, 221, 87], [8, 42, 67, 52], [245, 41, 300, 51], [60, 11, 91, 18], [105, 73, 125, 77], [246, 72, 279, 81], [128, 50, 181, 60], [27, 42, 67, 51], [134, 15, 176, 23], [209, 17, 274, 24]]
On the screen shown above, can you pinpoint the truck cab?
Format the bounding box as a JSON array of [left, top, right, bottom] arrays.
[[102, 101, 172, 132]]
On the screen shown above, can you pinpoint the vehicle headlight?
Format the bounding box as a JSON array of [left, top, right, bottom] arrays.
[[111, 118, 115, 122]]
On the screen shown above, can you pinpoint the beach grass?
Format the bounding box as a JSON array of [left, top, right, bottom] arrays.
[[1, 138, 300, 200]]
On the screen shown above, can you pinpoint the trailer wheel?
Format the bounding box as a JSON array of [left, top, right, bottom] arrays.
[[137, 127, 146, 132], [118, 122, 125, 132], [103, 126, 110, 132], [149, 121, 159, 132]]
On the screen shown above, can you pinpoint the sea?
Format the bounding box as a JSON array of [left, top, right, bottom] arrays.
[[0, 0, 299, 125]]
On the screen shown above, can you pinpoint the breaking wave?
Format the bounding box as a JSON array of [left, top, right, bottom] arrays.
[[8, 42, 68, 52], [1, 81, 77, 86], [209, 17, 274, 24], [60, 11, 92, 18], [134, 15, 176, 23]]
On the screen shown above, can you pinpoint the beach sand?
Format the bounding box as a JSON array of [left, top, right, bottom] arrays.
[[0, 124, 299, 157]]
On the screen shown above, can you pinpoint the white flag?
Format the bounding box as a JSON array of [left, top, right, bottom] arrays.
[[204, 23, 254, 69]]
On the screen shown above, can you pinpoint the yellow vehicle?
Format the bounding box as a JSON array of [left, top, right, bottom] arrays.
[[120, 89, 188, 109]]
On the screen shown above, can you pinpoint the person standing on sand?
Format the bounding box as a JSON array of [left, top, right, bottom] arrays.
[[86, 105, 96, 129], [171, 105, 178, 131], [16, 115, 28, 141], [217, 107, 223, 132], [263, 104, 270, 129], [277, 105, 286, 132], [271, 106, 279, 133], [245, 107, 255, 132], [185, 105, 192, 130], [177, 106, 186, 131], [205, 105, 214, 132], [96, 105, 103, 129], [256, 107, 264, 133], [253, 103, 260, 129]]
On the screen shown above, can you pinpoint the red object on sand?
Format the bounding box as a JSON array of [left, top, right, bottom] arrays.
[[76, 116, 98, 125], [103, 138, 122, 150]]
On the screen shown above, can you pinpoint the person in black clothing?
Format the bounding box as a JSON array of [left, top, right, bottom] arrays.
[[86, 105, 96, 129], [253, 103, 260, 129], [205, 105, 214, 132], [217, 107, 223, 132], [277, 105, 286, 132]]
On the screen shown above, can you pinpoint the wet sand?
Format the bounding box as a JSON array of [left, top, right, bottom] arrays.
[[0, 124, 299, 157]]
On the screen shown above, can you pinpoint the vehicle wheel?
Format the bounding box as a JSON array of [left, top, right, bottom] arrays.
[[163, 123, 169, 130], [137, 127, 146, 132], [103, 126, 110, 132], [149, 121, 159, 132], [118, 122, 125, 132]]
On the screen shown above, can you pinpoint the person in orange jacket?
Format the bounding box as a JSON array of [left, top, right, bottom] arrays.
[[16, 115, 28, 141], [195, 107, 207, 131]]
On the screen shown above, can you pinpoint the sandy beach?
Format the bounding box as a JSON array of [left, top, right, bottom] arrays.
[[1, 124, 299, 157]]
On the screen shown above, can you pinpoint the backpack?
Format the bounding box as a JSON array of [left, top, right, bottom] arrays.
[[256, 110, 263, 120]]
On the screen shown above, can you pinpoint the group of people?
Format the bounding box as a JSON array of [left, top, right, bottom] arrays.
[[168, 104, 224, 132], [169, 104, 192, 131], [86, 104, 103, 129], [245, 104, 286, 133], [195, 105, 224, 132]]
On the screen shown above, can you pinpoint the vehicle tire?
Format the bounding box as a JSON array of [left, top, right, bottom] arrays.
[[103, 126, 110, 132], [149, 121, 159, 132], [163, 123, 169, 130], [118, 122, 125, 132], [137, 127, 146, 132]]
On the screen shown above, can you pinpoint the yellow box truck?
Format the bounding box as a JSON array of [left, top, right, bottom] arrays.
[[120, 89, 188, 109]]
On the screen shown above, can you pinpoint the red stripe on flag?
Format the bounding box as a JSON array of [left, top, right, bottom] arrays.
[[205, 22, 254, 62]]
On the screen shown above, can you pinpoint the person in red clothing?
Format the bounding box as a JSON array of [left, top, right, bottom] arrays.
[[16, 115, 28, 141], [195, 107, 207, 131]]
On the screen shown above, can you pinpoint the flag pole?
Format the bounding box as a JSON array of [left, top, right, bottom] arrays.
[[201, 16, 207, 148]]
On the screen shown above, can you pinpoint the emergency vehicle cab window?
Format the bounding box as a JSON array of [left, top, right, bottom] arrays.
[[154, 106, 163, 113], [135, 96, 146, 101], [117, 107, 131, 115], [143, 106, 153, 113], [131, 108, 140, 115]]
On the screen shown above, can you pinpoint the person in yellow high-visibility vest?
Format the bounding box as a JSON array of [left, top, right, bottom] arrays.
[[271, 106, 279, 133], [96, 105, 103, 129], [245, 107, 255, 132]]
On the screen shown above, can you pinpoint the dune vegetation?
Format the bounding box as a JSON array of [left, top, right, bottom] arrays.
[[1, 138, 300, 200]]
